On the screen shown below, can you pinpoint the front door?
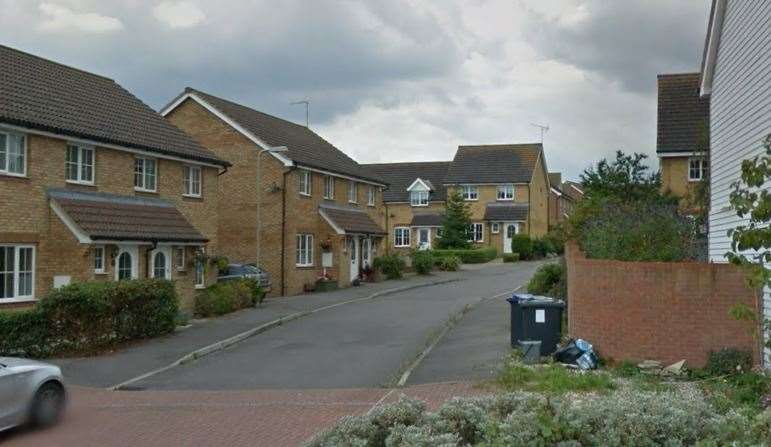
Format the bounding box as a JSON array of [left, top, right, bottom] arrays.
[[349, 236, 359, 283], [503, 223, 518, 254], [417, 228, 431, 250]]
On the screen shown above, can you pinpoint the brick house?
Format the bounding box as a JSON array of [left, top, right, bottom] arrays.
[[656, 73, 710, 212], [547, 173, 583, 227], [365, 143, 551, 255], [0, 46, 228, 310], [161, 88, 388, 296]]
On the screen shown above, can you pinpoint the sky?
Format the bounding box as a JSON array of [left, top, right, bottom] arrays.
[[0, 0, 711, 180]]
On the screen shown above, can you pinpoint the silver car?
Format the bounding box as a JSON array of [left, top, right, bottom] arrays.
[[0, 357, 66, 432], [218, 264, 271, 296]]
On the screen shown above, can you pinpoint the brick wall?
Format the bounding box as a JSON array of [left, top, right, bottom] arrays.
[[566, 242, 763, 367]]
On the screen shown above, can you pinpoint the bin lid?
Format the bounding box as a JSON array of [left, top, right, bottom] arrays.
[[507, 293, 535, 303], [519, 297, 565, 308]]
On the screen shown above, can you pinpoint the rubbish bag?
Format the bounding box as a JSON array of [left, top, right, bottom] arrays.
[[554, 339, 583, 364], [554, 338, 598, 370]]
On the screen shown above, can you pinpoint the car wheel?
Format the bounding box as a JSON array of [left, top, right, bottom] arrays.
[[29, 382, 65, 427]]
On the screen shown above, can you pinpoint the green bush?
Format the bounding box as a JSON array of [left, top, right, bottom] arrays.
[[0, 279, 178, 358], [432, 247, 497, 264], [410, 250, 434, 275], [544, 225, 567, 255], [532, 238, 553, 258], [527, 262, 566, 299], [706, 348, 754, 376], [502, 253, 520, 263], [437, 255, 461, 271], [510, 234, 534, 260], [195, 278, 261, 318], [373, 253, 406, 280]]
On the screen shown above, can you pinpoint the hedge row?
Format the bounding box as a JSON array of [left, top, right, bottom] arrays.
[[195, 278, 262, 317], [432, 247, 497, 264], [0, 279, 178, 358]]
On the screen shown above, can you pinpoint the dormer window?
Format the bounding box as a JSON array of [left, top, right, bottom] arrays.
[[410, 191, 429, 207]]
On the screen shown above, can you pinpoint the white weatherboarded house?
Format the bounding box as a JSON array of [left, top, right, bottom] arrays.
[[701, 0, 771, 365]]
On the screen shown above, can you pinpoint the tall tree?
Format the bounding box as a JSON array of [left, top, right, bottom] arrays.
[[436, 190, 472, 249], [580, 151, 662, 202]]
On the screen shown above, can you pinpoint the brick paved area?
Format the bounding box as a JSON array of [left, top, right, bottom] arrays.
[[0, 383, 494, 447]]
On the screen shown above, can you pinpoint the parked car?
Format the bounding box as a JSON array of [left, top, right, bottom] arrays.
[[218, 264, 271, 295], [0, 357, 66, 432]]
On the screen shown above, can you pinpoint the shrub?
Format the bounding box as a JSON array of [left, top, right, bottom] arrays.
[[0, 279, 178, 358], [544, 225, 567, 255], [510, 234, 534, 260], [437, 255, 460, 271], [411, 250, 434, 275], [532, 238, 554, 258], [502, 253, 520, 263], [706, 348, 754, 376], [374, 253, 406, 280], [195, 278, 261, 317], [527, 262, 565, 298], [432, 248, 496, 264]]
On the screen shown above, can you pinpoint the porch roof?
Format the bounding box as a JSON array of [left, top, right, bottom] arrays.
[[410, 213, 443, 227], [319, 204, 386, 236], [484, 203, 529, 221]]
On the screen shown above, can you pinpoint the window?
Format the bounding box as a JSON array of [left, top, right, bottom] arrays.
[[174, 247, 186, 271], [324, 175, 335, 199], [184, 165, 201, 197], [368, 186, 376, 206], [410, 191, 429, 207], [117, 251, 133, 280], [65, 144, 94, 184], [0, 131, 26, 176], [497, 184, 514, 200], [394, 227, 411, 247], [152, 251, 169, 279], [134, 157, 157, 191], [688, 157, 705, 181], [194, 257, 205, 288], [93, 246, 105, 273], [468, 223, 484, 242], [296, 234, 314, 266], [299, 170, 312, 196], [0, 245, 34, 301], [348, 181, 358, 203], [491, 223, 500, 234], [461, 185, 478, 201]]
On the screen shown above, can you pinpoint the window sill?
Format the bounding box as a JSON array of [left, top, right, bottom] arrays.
[[463, 199, 478, 202], [94, 271, 107, 275], [323, 196, 334, 201], [348, 201, 358, 205], [496, 198, 514, 202], [0, 297, 36, 304], [411, 204, 429, 207], [299, 193, 312, 198], [295, 264, 315, 269], [0, 172, 28, 179], [135, 187, 158, 194], [688, 178, 702, 183], [195, 284, 206, 290], [66, 180, 95, 187], [394, 246, 411, 249], [182, 194, 202, 199]]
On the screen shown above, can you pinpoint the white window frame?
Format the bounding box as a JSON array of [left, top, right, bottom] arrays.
[[468, 223, 484, 242], [296, 234, 314, 267], [150, 248, 172, 280], [491, 222, 500, 234], [461, 185, 478, 201], [93, 245, 105, 274], [115, 246, 138, 281], [174, 246, 186, 271], [394, 227, 411, 248], [348, 181, 358, 203], [497, 184, 515, 201], [410, 190, 429, 207], [65, 144, 95, 185], [688, 157, 704, 182], [367, 186, 376, 206], [194, 256, 205, 289], [0, 130, 27, 177], [0, 245, 35, 302], [299, 170, 312, 196], [134, 157, 157, 192], [323, 175, 335, 199], [183, 165, 202, 197]]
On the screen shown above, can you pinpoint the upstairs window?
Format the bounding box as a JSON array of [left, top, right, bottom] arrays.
[[184, 165, 202, 197], [323, 175, 334, 199], [688, 157, 705, 181], [299, 170, 312, 196], [410, 190, 429, 207], [134, 157, 157, 192], [0, 131, 26, 176], [65, 144, 94, 184], [368, 186, 376, 206], [497, 184, 514, 200], [461, 185, 478, 201], [348, 181, 358, 203]]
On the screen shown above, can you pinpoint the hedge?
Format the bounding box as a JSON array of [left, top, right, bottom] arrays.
[[195, 278, 262, 317], [0, 279, 178, 358], [373, 253, 406, 279], [432, 247, 497, 264]]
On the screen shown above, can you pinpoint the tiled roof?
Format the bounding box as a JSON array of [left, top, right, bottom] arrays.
[[548, 172, 562, 187], [410, 213, 443, 227], [561, 181, 584, 202], [0, 45, 226, 166], [362, 161, 451, 203], [175, 88, 385, 184], [444, 144, 542, 184], [483, 203, 529, 221], [657, 73, 710, 154], [48, 188, 207, 243], [319, 204, 386, 235]]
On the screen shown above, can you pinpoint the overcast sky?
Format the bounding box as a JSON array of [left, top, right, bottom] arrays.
[[0, 0, 711, 179]]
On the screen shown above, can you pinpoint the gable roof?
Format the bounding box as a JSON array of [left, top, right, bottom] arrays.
[[363, 161, 451, 203], [548, 172, 562, 188], [657, 73, 710, 155], [444, 144, 542, 184], [163, 87, 385, 185], [0, 45, 226, 167]]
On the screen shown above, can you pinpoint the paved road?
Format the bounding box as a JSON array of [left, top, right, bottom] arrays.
[[131, 261, 541, 390]]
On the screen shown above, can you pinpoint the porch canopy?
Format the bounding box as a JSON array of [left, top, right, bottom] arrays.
[[319, 204, 386, 235], [484, 203, 529, 221], [410, 212, 443, 227], [48, 188, 207, 244]]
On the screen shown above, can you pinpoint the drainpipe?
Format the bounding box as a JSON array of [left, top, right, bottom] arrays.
[[384, 203, 390, 254], [280, 167, 296, 296], [527, 185, 532, 235]]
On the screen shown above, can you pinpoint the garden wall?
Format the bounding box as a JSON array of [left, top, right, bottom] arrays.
[[566, 242, 762, 367]]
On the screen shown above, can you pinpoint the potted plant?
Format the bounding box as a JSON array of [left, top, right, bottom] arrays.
[[360, 263, 377, 282], [315, 272, 338, 292]]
